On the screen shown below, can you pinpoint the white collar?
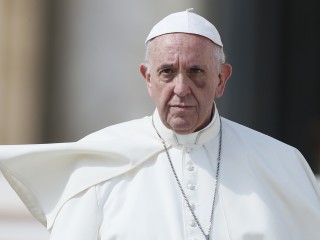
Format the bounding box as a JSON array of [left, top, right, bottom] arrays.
[[152, 106, 221, 147]]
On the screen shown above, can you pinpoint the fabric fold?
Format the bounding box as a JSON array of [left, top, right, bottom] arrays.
[[0, 116, 163, 229]]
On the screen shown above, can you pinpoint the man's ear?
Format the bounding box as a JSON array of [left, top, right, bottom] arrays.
[[215, 63, 232, 98], [139, 63, 152, 96]]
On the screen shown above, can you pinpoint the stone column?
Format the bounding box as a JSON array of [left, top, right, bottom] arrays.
[[0, 1, 49, 239], [0, 0, 47, 144]]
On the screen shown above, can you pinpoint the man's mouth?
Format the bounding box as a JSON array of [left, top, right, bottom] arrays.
[[170, 105, 194, 110]]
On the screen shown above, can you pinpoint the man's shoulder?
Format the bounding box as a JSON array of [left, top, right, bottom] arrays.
[[221, 117, 294, 152], [79, 115, 154, 142]]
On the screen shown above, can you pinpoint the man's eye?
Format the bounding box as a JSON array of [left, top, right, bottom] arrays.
[[190, 67, 203, 74], [160, 68, 174, 75]]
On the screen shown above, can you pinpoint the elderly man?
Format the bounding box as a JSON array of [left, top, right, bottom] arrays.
[[0, 10, 320, 240]]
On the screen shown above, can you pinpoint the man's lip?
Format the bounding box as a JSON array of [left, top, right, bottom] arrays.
[[170, 105, 194, 108]]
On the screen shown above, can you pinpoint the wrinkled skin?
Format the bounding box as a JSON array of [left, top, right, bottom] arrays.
[[140, 33, 232, 134]]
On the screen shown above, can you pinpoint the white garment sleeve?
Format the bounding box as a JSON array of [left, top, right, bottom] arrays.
[[49, 186, 101, 240]]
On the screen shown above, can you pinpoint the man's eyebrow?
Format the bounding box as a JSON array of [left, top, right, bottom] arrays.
[[156, 64, 175, 71], [190, 65, 204, 69], [190, 63, 208, 68]]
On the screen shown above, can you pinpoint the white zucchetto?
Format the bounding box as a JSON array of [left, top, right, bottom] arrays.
[[145, 8, 223, 47]]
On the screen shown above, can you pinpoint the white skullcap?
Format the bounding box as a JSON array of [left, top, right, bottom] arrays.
[[145, 8, 223, 47]]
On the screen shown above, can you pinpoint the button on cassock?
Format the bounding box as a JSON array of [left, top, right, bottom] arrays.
[[185, 147, 192, 153], [190, 203, 196, 210], [186, 164, 195, 171], [187, 184, 196, 190], [189, 220, 197, 227]]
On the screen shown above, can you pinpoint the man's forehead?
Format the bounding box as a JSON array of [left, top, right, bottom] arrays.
[[145, 9, 223, 47]]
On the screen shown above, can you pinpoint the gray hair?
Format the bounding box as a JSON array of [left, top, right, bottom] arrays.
[[144, 39, 226, 73]]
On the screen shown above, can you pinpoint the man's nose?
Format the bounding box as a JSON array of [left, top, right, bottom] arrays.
[[173, 73, 191, 97]]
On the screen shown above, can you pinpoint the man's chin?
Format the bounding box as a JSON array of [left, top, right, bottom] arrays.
[[170, 106, 195, 113], [169, 120, 195, 134]]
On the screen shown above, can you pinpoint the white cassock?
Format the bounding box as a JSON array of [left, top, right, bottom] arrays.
[[0, 108, 319, 240]]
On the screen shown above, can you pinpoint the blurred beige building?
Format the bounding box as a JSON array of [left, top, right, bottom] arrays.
[[0, 1, 49, 238]]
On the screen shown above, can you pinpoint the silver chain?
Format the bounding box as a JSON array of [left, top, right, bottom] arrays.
[[152, 117, 222, 240]]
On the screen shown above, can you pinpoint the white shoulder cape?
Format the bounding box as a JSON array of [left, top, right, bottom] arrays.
[[0, 116, 163, 229]]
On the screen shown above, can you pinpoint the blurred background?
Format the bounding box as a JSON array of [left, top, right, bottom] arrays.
[[0, 0, 319, 239]]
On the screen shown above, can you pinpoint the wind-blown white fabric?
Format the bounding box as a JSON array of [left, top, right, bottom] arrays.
[[0, 109, 320, 239], [0, 116, 163, 229]]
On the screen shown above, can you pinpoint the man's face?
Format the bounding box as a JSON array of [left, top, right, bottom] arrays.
[[140, 33, 231, 134]]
